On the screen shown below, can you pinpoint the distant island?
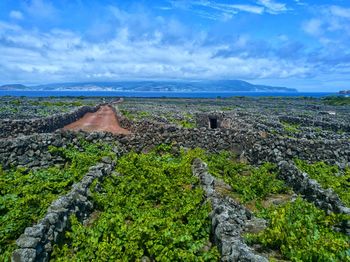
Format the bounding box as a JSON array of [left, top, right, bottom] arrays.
[[0, 80, 297, 92], [339, 90, 350, 95]]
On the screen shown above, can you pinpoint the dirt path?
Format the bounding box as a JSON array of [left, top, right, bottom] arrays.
[[63, 105, 130, 134]]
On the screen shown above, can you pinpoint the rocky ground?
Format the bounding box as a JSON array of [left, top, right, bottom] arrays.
[[119, 96, 350, 140], [0, 95, 349, 262], [0, 96, 115, 119]]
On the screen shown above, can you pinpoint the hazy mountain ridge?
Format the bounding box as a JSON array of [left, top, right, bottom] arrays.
[[0, 84, 29, 90], [0, 80, 297, 92]]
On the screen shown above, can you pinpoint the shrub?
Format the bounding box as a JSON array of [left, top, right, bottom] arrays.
[[207, 151, 288, 203], [323, 96, 350, 106], [295, 159, 350, 206], [281, 121, 300, 133], [246, 197, 350, 261]]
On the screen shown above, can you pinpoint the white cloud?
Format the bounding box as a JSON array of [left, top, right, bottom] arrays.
[[302, 5, 350, 43], [278, 34, 289, 41], [303, 19, 323, 36], [167, 0, 270, 21], [0, 3, 349, 89], [257, 0, 288, 14], [197, 2, 264, 15], [294, 0, 307, 7], [230, 4, 264, 14], [9, 11, 23, 20], [329, 5, 350, 19], [23, 0, 57, 19], [0, 21, 22, 32], [0, 19, 313, 84]]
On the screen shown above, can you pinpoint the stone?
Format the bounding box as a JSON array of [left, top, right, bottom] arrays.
[[101, 156, 112, 164], [44, 242, 53, 253], [245, 218, 267, 234], [45, 212, 59, 225], [24, 224, 46, 238], [16, 236, 40, 248], [27, 150, 34, 157], [193, 159, 268, 261], [141, 256, 151, 262], [12, 248, 37, 262]]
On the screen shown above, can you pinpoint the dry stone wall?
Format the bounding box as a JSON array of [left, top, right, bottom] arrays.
[[279, 115, 350, 132], [0, 105, 100, 139], [1, 111, 349, 232], [117, 117, 350, 219], [192, 159, 268, 262], [0, 131, 122, 170], [277, 160, 350, 217], [12, 162, 115, 262], [2, 115, 348, 172], [0, 107, 348, 261], [250, 135, 350, 168]]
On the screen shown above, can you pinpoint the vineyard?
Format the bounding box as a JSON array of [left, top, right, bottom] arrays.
[[0, 96, 350, 261], [0, 140, 114, 260]]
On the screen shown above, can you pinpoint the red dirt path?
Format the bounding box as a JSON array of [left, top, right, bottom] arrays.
[[63, 105, 130, 134]]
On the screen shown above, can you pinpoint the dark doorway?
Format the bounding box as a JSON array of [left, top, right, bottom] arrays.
[[209, 118, 218, 129]]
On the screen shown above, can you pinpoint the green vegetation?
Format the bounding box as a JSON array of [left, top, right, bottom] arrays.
[[119, 109, 134, 119], [207, 151, 288, 203], [220, 106, 234, 111], [3, 140, 348, 261], [203, 152, 349, 261], [174, 114, 196, 129], [51, 148, 219, 261], [246, 197, 350, 261], [0, 106, 18, 114], [295, 159, 350, 206], [137, 111, 151, 118], [29, 101, 84, 107], [120, 109, 197, 128], [177, 119, 196, 128], [9, 99, 21, 106], [0, 140, 114, 260], [323, 96, 350, 106], [120, 109, 151, 121], [314, 127, 323, 133], [162, 112, 196, 128], [0, 98, 102, 119], [281, 121, 300, 133]]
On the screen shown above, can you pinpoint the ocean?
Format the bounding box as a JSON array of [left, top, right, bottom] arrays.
[[0, 90, 336, 98]]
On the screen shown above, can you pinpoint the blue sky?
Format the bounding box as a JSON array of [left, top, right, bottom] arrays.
[[0, 0, 350, 91]]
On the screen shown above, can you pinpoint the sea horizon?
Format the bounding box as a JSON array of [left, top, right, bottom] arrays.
[[0, 90, 337, 98]]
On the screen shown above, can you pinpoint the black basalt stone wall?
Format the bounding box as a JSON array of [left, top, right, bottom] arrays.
[[0, 105, 101, 139], [279, 115, 350, 132]]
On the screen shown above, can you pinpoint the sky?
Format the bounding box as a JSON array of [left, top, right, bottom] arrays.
[[0, 0, 350, 91]]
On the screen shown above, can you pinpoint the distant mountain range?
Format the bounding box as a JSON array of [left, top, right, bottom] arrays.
[[0, 80, 297, 92]]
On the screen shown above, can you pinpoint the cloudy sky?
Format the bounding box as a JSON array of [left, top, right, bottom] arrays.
[[0, 0, 350, 91]]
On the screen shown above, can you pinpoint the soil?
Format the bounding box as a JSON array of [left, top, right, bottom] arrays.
[[63, 105, 130, 134]]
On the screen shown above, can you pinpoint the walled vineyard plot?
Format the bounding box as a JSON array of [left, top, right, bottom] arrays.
[[0, 97, 112, 120], [0, 139, 117, 261], [12, 162, 115, 262], [295, 159, 350, 207], [51, 149, 221, 261], [0, 96, 350, 261], [197, 154, 350, 261]]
